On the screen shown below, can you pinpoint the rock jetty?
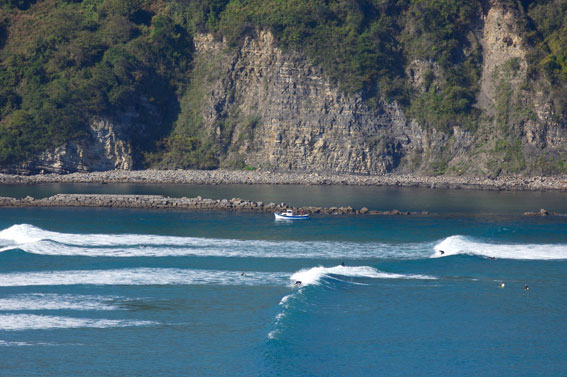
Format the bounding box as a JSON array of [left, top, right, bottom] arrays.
[[0, 194, 426, 215], [1, 170, 566, 191]]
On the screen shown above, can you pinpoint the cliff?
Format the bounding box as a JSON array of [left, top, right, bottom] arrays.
[[162, 2, 566, 176], [1, 0, 567, 176], [186, 31, 427, 174]]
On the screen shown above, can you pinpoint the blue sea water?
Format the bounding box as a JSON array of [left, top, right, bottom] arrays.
[[0, 186, 566, 376]]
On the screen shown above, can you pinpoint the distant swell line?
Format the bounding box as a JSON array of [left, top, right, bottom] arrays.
[[0, 268, 288, 287], [0, 266, 432, 288], [0, 314, 155, 331], [1, 225, 566, 261], [0, 224, 433, 259], [0, 294, 118, 311]]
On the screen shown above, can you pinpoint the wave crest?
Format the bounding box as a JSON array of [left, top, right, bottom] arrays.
[[289, 265, 436, 287], [433, 235, 567, 260]]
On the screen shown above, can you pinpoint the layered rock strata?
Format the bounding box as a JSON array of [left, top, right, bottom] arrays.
[[191, 32, 433, 174]]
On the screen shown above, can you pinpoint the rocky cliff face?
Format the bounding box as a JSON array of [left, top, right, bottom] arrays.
[[183, 1, 567, 176], [18, 1, 567, 176], [190, 32, 461, 174], [473, 3, 567, 175], [18, 118, 133, 174]]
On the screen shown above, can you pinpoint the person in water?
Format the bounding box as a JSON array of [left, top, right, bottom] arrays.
[[294, 281, 302, 286], [241, 272, 246, 277], [499, 282, 505, 288], [524, 284, 530, 291], [341, 261, 345, 267]]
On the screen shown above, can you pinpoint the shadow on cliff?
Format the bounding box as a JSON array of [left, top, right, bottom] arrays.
[[127, 74, 181, 170]]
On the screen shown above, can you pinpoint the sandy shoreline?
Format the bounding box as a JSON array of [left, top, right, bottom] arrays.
[[0, 169, 567, 191]]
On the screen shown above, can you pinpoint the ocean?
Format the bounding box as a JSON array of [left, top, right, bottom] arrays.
[[0, 185, 566, 376]]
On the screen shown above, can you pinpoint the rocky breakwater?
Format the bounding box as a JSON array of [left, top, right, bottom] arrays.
[[1, 170, 567, 191], [0, 194, 425, 216]]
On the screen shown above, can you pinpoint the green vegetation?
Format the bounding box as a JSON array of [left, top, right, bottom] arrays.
[[488, 138, 526, 175], [0, 0, 192, 166], [1, 0, 566, 172], [523, 0, 567, 107], [402, 1, 482, 132]]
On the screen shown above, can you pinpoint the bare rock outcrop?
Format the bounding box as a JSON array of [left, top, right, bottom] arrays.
[[191, 31, 448, 174], [19, 117, 133, 174]]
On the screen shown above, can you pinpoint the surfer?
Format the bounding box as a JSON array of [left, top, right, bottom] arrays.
[[341, 261, 345, 267], [439, 250, 445, 255], [241, 272, 246, 277], [294, 281, 302, 286], [489, 256, 496, 260], [499, 282, 505, 288], [524, 284, 529, 291]]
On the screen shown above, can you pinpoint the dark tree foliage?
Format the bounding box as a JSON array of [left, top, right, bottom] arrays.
[[0, 0, 192, 166]]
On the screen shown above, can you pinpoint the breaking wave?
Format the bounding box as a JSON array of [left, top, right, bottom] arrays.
[[1, 225, 566, 261], [0, 224, 433, 259], [289, 265, 436, 287], [268, 265, 435, 340], [433, 235, 567, 260]]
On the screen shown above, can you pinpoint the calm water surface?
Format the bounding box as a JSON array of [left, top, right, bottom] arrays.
[[0, 185, 565, 376], [1, 183, 567, 214]]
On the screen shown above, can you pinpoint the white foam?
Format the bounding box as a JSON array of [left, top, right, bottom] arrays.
[[0, 294, 117, 311], [433, 235, 567, 260], [289, 265, 436, 287], [0, 224, 433, 259], [4, 225, 565, 261], [0, 314, 154, 331], [0, 268, 288, 287], [0, 340, 58, 346]]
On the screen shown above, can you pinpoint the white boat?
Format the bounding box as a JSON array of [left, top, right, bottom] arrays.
[[274, 209, 310, 220]]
